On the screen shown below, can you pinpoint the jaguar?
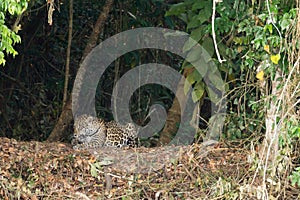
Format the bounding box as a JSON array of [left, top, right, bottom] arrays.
[[72, 114, 138, 150]]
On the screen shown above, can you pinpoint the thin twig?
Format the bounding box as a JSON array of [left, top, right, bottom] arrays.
[[212, 0, 226, 63], [63, 0, 73, 107]]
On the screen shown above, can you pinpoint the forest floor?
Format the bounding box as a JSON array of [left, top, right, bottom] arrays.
[[0, 137, 298, 199]]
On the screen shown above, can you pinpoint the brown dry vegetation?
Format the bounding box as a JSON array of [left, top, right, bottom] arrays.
[[0, 137, 298, 199]]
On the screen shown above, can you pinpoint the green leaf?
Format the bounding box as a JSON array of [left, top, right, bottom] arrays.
[[292, 127, 300, 138], [190, 26, 205, 43], [208, 71, 225, 92], [182, 60, 193, 69], [192, 81, 205, 102], [206, 88, 219, 104], [165, 3, 186, 16], [233, 37, 243, 45], [290, 167, 300, 187], [0, 51, 5, 65], [280, 18, 291, 30], [187, 15, 201, 30], [183, 37, 198, 52], [192, 1, 205, 11], [186, 46, 203, 63], [187, 69, 202, 85], [197, 8, 211, 24], [0, 0, 28, 66], [90, 164, 98, 177], [0, 12, 5, 20], [202, 37, 214, 57], [264, 24, 273, 34]]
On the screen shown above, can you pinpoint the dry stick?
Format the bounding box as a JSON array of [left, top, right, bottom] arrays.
[[47, 0, 114, 142], [113, 58, 120, 122], [212, 0, 226, 63], [47, 0, 55, 26], [63, 0, 73, 108]]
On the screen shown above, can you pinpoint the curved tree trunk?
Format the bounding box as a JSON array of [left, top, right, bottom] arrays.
[[47, 0, 114, 142], [158, 68, 203, 145], [158, 89, 182, 145]]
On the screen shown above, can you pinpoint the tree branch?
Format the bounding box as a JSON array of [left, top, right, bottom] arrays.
[[63, 0, 73, 107]]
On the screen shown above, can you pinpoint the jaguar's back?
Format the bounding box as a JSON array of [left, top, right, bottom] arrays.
[[105, 121, 138, 147]]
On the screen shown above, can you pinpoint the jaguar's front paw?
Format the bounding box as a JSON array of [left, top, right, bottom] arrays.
[[73, 144, 83, 150]]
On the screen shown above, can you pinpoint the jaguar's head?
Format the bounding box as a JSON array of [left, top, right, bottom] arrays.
[[73, 114, 106, 143]]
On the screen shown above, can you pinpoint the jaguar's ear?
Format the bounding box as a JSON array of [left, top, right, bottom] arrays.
[[98, 118, 105, 124], [126, 123, 135, 131]]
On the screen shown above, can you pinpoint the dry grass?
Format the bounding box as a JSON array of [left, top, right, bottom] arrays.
[[0, 137, 298, 199]]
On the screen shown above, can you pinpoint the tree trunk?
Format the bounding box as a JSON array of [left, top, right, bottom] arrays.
[[158, 68, 203, 145], [158, 83, 182, 145], [255, 59, 282, 164], [47, 0, 114, 142], [260, 70, 281, 162]]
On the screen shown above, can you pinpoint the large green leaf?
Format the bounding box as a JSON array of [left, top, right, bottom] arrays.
[[190, 25, 206, 42], [192, 81, 205, 102], [165, 3, 186, 16], [183, 37, 199, 53], [202, 37, 214, 57], [187, 15, 202, 30], [208, 71, 225, 92]]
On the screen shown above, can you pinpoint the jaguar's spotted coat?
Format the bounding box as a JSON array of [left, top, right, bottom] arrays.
[[72, 115, 138, 150]]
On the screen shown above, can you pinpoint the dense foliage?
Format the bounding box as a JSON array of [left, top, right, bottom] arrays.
[[0, 0, 28, 65], [166, 0, 300, 189]]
